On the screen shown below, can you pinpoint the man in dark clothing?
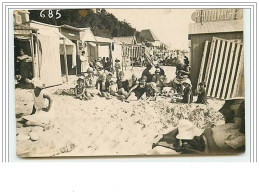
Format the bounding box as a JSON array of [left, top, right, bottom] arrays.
[[141, 63, 153, 83]]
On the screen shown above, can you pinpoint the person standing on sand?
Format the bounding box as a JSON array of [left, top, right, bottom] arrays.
[[114, 58, 121, 79], [16, 48, 33, 82], [80, 51, 89, 73], [182, 80, 193, 104], [22, 78, 54, 130], [196, 82, 207, 104]]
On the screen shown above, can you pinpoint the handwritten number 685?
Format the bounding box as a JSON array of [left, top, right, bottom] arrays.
[[40, 10, 61, 19]]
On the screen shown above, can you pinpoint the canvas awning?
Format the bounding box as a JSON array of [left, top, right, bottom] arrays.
[[89, 42, 96, 47], [14, 35, 30, 40], [54, 31, 77, 67], [38, 30, 76, 68]]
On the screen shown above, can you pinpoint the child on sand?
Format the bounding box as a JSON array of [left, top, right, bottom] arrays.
[[146, 82, 157, 101], [96, 73, 112, 99], [117, 71, 129, 100], [84, 67, 98, 96], [22, 78, 54, 130], [126, 77, 147, 101], [152, 68, 166, 93], [128, 73, 139, 90], [182, 80, 193, 104], [196, 82, 207, 104], [75, 78, 92, 100], [108, 77, 119, 97]]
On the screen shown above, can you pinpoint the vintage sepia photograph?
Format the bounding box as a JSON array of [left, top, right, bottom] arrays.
[[13, 8, 245, 157]]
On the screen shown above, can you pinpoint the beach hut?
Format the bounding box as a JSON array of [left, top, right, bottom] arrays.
[[111, 39, 123, 65], [113, 36, 142, 66], [94, 36, 113, 60], [81, 28, 98, 63], [14, 11, 75, 87], [29, 21, 77, 81], [140, 29, 160, 47], [60, 25, 90, 75], [188, 9, 244, 99]]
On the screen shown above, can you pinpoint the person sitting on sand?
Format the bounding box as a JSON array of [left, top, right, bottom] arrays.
[[22, 78, 54, 130], [75, 78, 92, 100], [141, 63, 153, 83], [117, 71, 129, 100], [96, 73, 112, 99], [126, 77, 147, 101], [145, 82, 157, 101], [128, 73, 139, 90], [152, 68, 167, 93], [182, 80, 193, 104], [151, 119, 205, 155], [108, 77, 119, 96], [84, 68, 96, 87], [196, 82, 207, 104]]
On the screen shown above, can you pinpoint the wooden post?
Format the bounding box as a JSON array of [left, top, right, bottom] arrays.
[[197, 41, 209, 91], [35, 32, 41, 78], [30, 33, 35, 78], [63, 38, 69, 82], [109, 43, 113, 71], [75, 41, 78, 76]]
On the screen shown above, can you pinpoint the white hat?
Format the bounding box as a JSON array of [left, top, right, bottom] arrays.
[[176, 119, 203, 140], [32, 77, 44, 88]]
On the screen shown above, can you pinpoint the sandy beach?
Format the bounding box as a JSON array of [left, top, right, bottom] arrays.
[[15, 67, 225, 157]]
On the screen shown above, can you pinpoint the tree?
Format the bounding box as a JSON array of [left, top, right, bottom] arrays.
[[29, 9, 139, 38]]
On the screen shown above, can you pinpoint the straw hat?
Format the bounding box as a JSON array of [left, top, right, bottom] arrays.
[[176, 119, 203, 140], [32, 77, 44, 88]]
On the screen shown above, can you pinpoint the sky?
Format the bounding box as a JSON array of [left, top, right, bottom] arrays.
[[106, 9, 196, 50]]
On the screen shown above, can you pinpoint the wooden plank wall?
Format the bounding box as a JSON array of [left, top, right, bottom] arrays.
[[197, 37, 244, 99], [189, 32, 243, 91]]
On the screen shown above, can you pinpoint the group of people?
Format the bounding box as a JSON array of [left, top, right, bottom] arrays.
[[18, 52, 208, 134], [74, 56, 208, 104]]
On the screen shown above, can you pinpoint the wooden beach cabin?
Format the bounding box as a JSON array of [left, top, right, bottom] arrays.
[[188, 9, 244, 99], [14, 10, 75, 87]]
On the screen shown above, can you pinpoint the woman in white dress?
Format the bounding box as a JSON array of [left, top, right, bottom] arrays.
[[80, 50, 90, 73]]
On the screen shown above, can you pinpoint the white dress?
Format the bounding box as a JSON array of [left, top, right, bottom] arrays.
[[23, 90, 54, 125], [80, 55, 89, 73]]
